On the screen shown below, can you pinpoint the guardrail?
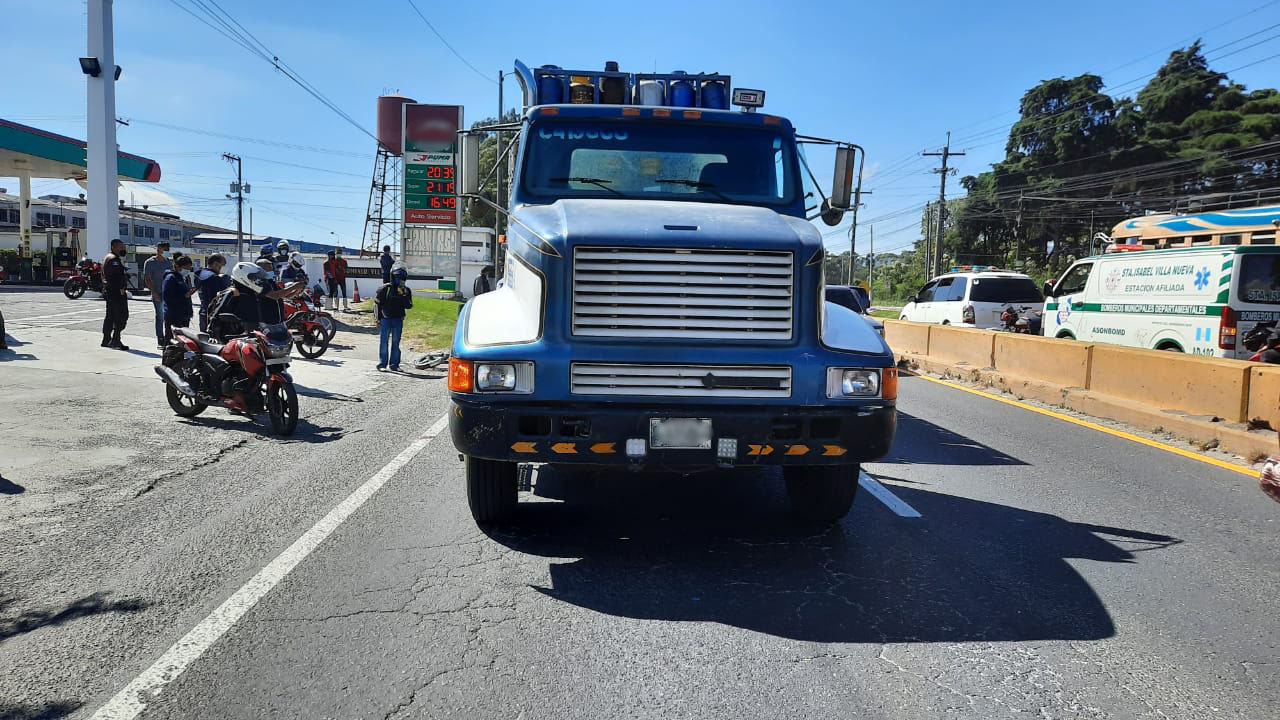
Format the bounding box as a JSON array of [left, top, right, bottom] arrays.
[[883, 319, 1278, 459]]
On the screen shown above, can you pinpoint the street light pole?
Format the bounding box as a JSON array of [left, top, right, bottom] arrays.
[[85, 0, 120, 262]]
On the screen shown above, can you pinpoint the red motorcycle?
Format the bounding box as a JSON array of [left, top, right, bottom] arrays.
[[283, 297, 331, 359], [155, 318, 299, 435], [63, 258, 103, 299]]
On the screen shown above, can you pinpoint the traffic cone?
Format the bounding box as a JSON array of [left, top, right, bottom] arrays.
[[352, 281, 361, 304]]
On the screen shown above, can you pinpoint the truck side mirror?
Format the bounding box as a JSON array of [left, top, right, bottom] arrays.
[[460, 132, 481, 196], [819, 198, 843, 227], [831, 146, 856, 210]]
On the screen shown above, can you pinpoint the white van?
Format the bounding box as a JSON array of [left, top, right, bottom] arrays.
[[1042, 245, 1280, 358], [899, 269, 1042, 328]]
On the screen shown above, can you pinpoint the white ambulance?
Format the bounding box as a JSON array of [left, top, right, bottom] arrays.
[[1043, 244, 1280, 358]]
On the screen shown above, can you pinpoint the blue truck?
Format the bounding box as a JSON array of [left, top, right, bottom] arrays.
[[449, 61, 896, 526]]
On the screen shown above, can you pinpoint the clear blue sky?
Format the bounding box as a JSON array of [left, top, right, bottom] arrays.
[[5, 0, 1280, 256]]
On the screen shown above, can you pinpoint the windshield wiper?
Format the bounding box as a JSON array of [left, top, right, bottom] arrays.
[[655, 178, 731, 201], [548, 176, 622, 196]]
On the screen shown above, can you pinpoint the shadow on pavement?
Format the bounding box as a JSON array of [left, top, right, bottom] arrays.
[[175, 414, 349, 443], [0, 589, 148, 643], [487, 467, 1179, 644], [294, 384, 364, 402], [0, 474, 23, 494], [884, 411, 1028, 465], [0, 700, 82, 720]]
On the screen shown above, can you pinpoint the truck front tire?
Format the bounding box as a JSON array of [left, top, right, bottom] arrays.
[[466, 456, 517, 526], [784, 464, 860, 524]]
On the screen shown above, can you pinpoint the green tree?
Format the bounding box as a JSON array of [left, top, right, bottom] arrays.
[[461, 109, 522, 228]]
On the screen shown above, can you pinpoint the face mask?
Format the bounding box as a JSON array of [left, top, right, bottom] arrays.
[[265, 272, 276, 280], [160, 251, 168, 258], [180, 269, 192, 279]]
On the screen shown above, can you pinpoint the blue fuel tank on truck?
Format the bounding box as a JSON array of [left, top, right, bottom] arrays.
[[448, 61, 896, 527]]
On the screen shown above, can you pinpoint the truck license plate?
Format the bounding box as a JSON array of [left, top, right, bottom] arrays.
[[649, 418, 713, 449]]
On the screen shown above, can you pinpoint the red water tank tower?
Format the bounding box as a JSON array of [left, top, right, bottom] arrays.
[[376, 93, 416, 153]]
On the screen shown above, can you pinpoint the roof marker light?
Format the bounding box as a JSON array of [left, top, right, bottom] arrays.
[[622, 107, 641, 116], [732, 88, 765, 112], [653, 108, 671, 117], [682, 110, 702, 119]]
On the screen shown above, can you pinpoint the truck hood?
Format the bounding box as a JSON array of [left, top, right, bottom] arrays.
[[512, 199, 820, 251]]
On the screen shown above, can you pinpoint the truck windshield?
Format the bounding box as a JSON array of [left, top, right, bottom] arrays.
[[521, 119, 798, 209]]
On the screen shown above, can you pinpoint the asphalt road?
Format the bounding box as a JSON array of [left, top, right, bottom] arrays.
[[2, 287, 1278, 719]]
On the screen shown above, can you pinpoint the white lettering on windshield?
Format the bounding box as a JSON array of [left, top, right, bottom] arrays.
[[538, 127, 629, 141]]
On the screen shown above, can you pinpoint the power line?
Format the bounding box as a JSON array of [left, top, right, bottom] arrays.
[[242, 156, 366, 178], [169, 0, 376, 141], [124, 118, 366, 158], [404, 0, 498, 85]]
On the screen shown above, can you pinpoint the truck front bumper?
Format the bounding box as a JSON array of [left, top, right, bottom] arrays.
[[449, 399, 895, 467]]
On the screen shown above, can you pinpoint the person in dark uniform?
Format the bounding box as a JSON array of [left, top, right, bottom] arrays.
[[473, 264, 495, 297], [380, 245, 394, 285], [101, 238, 130, 350]]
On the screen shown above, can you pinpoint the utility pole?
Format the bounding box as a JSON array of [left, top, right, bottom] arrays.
[[924, 132, 963, 278], [223, 153, 246, 261], [923, 201, 934, 280], [867, 224, 874, 302], [85, 0, 120, 263], [845, 186, 871, 286]]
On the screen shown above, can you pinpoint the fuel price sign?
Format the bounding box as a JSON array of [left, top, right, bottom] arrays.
[[402, 104, 463, 226]]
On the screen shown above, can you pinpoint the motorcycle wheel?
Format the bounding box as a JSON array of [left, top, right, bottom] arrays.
[[266, 381, 299, 435], [319, 314, 337, 341], [295, 325, 329, 359], [63, 277, 86, 300], [165, 361, 208, 417]]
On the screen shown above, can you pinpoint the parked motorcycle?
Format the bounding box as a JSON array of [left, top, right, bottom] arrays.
[[283, 297, 331, 359], [1241, 321, 1280, 363], [999, 305, 1042, 335], [298, 287, 337, 341], [155, 317, 299, 435], [62, 258, 103, 299]]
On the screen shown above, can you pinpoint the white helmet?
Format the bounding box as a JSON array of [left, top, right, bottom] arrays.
[[230, 261, 269, 294], [276, 239, 290, 252], [289, 251, 305, 268]]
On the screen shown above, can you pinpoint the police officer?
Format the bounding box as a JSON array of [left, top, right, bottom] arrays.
[[101, 238, 130, 350]]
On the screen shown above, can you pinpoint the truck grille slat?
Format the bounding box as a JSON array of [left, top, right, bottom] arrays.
[[572, 246, 794, 340], [571, 362, 792, 398]]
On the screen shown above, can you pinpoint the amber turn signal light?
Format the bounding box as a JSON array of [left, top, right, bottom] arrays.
[[448, 358, 474, 393], [882, 368, 898, 401]]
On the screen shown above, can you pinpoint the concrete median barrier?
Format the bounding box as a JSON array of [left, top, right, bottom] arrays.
[[882, 318, 1276, 461], [1247, 365, 1280, 430], [882, 319, 929, 355], [1088, 345, 1250, 422], [925, 324, 995, 368], [993, 333, 1091, 388]]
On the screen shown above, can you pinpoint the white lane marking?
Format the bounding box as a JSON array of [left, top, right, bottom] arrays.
[[88, 413, 452, 720], [859, 471, 922, 518], [7, 306, 105, 323]]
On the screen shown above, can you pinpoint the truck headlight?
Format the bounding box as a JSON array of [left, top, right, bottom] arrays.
[[476, 363, 517, 391], [841, 369, 879, 396], [826, 367, 894, 399]]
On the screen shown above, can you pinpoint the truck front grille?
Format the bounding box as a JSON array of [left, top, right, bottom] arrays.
[[570, 362, 792, 398], [571, 246, 794, 340]]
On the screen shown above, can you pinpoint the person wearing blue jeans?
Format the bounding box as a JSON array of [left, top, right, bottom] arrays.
[[142, 242, 173, 348], [375, 262, 412, 371]]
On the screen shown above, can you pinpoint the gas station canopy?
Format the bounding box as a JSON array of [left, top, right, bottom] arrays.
[[0, 118, 161, 182]]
